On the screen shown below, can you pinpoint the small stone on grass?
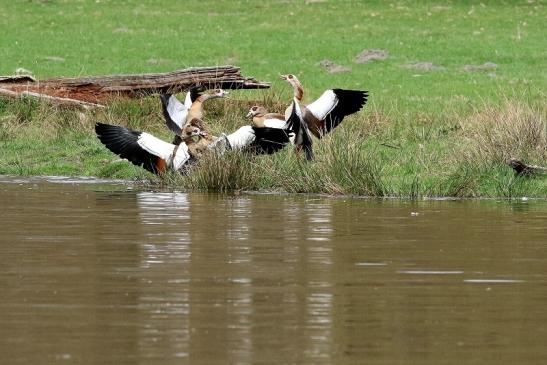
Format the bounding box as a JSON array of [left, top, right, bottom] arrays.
[[44, 56, 65, 62], [147, 58, 171, 65]]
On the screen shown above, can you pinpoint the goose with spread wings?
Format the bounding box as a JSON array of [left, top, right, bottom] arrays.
[[159, 87, 228, 140], [280, 74, 368, 139]]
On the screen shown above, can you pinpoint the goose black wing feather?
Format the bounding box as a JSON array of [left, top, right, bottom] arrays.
[[287, 101, 314, 160], [250, 127, 293, 154], [95, 122, 159, 174], [189, 85, 204, 103], [324, 89, 368, 134]]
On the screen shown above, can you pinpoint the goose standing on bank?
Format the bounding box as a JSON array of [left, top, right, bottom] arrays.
[[246, 101, 313, 160], [207, 102, 306, 156], [280, 74, 368, 138], [160, 87, 229, 142]]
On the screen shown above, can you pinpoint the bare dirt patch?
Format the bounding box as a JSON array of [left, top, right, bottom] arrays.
[[113, 27, 132, 33], [147, 58, 171, 65], [400, 62, 444, 71], [355, 49, 389, 64], [319, 59, 351, 73], [44, 56, 65, 62], [462, 62, 497, 72]]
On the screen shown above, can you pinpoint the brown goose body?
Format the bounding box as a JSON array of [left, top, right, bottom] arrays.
[[188, 93, 216, 121], [284, 104, 323, 139], [246, 106, 286, 129]]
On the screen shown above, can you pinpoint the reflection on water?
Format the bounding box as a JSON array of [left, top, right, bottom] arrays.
[[1, 177, 547, 364]]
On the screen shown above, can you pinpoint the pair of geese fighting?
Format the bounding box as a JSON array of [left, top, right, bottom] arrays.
[[95, 74, 368, 175]]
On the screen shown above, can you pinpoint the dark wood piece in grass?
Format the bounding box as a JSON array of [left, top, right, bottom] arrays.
[[0, 65, 270, 107], [507, 158, 547, 176], [0, 75, 36, 83]]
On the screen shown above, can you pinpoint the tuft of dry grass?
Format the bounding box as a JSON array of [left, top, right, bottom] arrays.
[[458, 102, 547, 165]]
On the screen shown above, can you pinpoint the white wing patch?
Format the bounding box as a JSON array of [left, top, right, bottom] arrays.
[[183, 91, 193, 109], [137, 132, 177, 160], [306, 89, 338, 120], [137, 133, 190, 169], [172, 143, 190, 170], [226, 125, 256, 149], [263, 118, 287, 129], [166, 95, 189, 129], [288, 132, 296, 144]]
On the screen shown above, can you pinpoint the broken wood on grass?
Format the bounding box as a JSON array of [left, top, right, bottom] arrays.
[[0, 87, 105, 109], [0, 65, 270, 108], [507, 158, 547, 176], [0, 75, 37, 83]]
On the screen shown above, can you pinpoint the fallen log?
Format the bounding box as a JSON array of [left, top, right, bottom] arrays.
[[0, 66, 270, 108], [507, 158, 547, 176]]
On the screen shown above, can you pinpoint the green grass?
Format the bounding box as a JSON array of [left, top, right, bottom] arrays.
[[0, 1, 546, 198], [2, 1, 545, 111]]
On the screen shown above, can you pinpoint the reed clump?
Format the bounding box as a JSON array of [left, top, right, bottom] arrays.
[[458, 102, 547, 165], [439, 102, 547, 197], [177, 150, 262, 192]]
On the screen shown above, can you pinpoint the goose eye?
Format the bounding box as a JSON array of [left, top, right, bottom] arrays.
[[288, 75, 294, 79], [252, 106, 257, 111]]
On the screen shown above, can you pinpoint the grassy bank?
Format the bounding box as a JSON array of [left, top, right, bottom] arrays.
[[0, 1, 546, 197], [0, 95, 545, 198]]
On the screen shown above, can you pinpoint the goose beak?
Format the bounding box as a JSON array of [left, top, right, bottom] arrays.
[[279, 74, 288, 81], [222, 90, 230, 99], [245, 110, 253, 119], [199, 130, 208, 138]]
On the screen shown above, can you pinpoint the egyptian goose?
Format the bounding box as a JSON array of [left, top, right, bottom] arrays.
[[280, 74, 368, 138], [245, 102, 313, 160], [95, 117, 299, 174], [95, 122, 191, 175], [183, 118, 215, 158], [180, 111, 297, 156], [160, 88, 228, 138], [208, 105, 303, 155], [246, 106, 287, 129]]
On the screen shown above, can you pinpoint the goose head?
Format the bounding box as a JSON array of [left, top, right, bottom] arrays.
[[183, 118, 209, 140], [209, 88, 229, 99], [280, 74, 301, 87], [245, 105, 267, 119]]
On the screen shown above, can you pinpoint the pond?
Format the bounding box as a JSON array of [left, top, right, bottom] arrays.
[[1, 176, 546, 364]]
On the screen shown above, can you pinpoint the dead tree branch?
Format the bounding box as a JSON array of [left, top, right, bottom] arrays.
[[507, 158, 547, 176]]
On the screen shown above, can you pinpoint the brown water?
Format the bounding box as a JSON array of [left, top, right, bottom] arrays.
[[1, 176, 546, 365]]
